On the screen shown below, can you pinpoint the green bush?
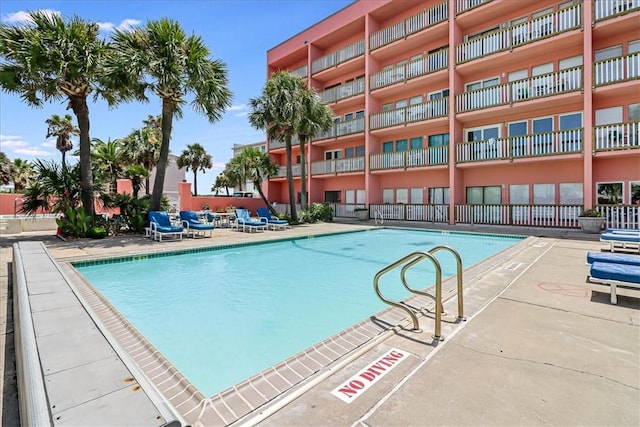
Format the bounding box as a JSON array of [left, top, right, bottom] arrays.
[[309, 202, 333, 222], [86, 227, 107, 239], [56, 206, 93, 238]]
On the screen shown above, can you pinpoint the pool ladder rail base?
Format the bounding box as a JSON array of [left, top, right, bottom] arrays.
[[374, 245, 465, 341]]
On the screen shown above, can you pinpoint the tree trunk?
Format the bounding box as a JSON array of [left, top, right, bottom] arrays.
[[69, 96, 94, 216], [255, 180, 276, 215], [61, 151, 67, 170], [193, 170, 198, 196], [150, 100, 175, 211], [299, 135, 308, 212], [285, 137, 297, 221]]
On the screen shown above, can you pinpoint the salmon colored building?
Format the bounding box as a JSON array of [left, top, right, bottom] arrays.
[[263, 0, 640, 229]]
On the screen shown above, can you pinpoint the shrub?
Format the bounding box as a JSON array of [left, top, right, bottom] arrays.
[[86, 227, 107, 239], [579, 208, 602, 217], [309, 202, 333, 222]]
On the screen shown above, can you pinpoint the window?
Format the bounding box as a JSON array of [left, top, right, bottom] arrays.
[[467, 186, 501, 204], [466, 125, 500, 159], [465, 77, 499, 92], [429, 187, 449, 204], [382, 103, 393, 112], [356, 190, 366, 204], [410, 95, 422, 105], [324, 191, 341, 203], [355, 110, 365, 119], [509, 121, 528, 156], [345, 147, 354, 158], [559, 183, 583, 205], [396, 189, 408, 204], [533, 184, 555, 204], [631, 181, 640, 205], [410, 137, 423, 150], [355, 145, 365, 156], [325, 150, 340, 160], [532, 117, 553, 154], [509, 185, 529, 204], [383, 189, 394, 203], [597, 182, 623, 204], [410, 187, 423, 204], [396, 139, 407, 151], [428, 133, 449, 147], [559, 112, 582, 151], [595, 45, 623, 85], [382, 141, 393, 153], [630, 103, 640, 122], [344, 113, 354, 121]]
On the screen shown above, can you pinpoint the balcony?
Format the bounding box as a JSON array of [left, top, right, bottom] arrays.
[[312, 117, 365, 142], [456, 129, 584, 163], [311, 39, 365, 75], [370, 98, 448, 130], [290, 65, 308, 79], [594, 0, 639, 21], [275, 164, 301, 178], [370, 48, 448, 91], [456, 66, 582, 113], [594, 53, 640, 87], [319, 77, 365, 104], [269, 135, 300, 150], [370, 146, 448, 171], [455, 0, 491, 15], [594, 121, 640, 152], [456, 3, 582, 64], [311, 156, 365, 175], [369, 1, 448, 51], [455, 204, 582, 228]]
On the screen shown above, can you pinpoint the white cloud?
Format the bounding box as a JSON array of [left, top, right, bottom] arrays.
[[14, 148, 53, 156], [233, 111, 249, 118], [1, 9, 60, 24], [226, 104, 247, 112], [0, 134, 28, 148], [41, 139, 57, 148], [98, 18, 141, 33], [211, 161, 226, 170]]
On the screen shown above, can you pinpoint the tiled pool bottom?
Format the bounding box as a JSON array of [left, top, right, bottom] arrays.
[[59, 231, 533, 426]]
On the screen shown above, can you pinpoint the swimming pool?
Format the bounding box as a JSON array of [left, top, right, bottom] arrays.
[[74, 228, 523, 397]]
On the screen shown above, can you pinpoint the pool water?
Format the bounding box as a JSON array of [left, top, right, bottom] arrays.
[[75, 228, 522, 396]]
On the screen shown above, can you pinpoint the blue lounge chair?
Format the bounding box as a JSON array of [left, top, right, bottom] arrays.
[[148, 211, 184, 242], [180, 210, 215, 238], [234, 209, 267, 233], [600, 230, 640, 253], [256, 207, 289, 230], [588, 261, 640, 304], [586, 251, 640, 266], [605, 227, 640, 234]]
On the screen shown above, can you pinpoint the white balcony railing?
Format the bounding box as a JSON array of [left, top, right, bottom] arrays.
[[370, 98, 448, 130], [275, 164, 301, 178], [456, 3, 582, 63], [594, 121, 640, 151], [456, 129, 584, 162], [269, 135, 300, 150], [455, 0, 490, 15], [370, 146, 448, 170], [456, 66, 582, 113], [311, 156, 365, 175], [594, 52, 640, 86], [594, 0, 639, 21], [370, 48, 448, 90], [455, 204, 583, 228], [319, 77, 365, 103], [290, 65, 308, 79], [369, 1, 448, 50], [313, 117, 365, 141], [311, 39, 365, 74]]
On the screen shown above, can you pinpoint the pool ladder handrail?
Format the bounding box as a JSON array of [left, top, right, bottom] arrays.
[[373, 246, 465, 340], [374, 210, 384, 226]]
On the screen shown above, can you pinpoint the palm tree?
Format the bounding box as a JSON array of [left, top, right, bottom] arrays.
[[225, 156, 247, 191], [106, 19, 232, 211], [45, 114, 79, 168], [92, 138, 124, 193], [296, 88, 334, 211], [212, 171, 232, 196], [123, 164, 148, 198], [248, 71, 306, 221], [237, 146, 278, 214], [0, 152, 14, 186], [11, 158, 34, 192], [0, 11, 135, 216], [176, 143, 212, 196], [121, 122, 161, 195]]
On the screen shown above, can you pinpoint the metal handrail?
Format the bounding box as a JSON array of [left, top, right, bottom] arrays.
[[373, 251, 443, 338], [374, 210, 384, 226], [429, 245, 465, 321]]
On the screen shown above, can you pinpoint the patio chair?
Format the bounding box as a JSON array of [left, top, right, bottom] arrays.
[[234, 208, 267, 233], [148, 211, 184, 242], [180, 210, 215, 238], [587, 261, 640, 304], [586, 251, 640, 266], [256, 207, 289, 230], [600, 230, 640, 253]]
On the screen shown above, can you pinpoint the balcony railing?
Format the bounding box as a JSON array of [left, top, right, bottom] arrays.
[[371, 98, 448, 130], [290, 65, 308, 79], [367, 204, 450, 222], [269, 135, 300, 150], [594, 52, 640, 86], [456, 3, 582, 64], [456, 0, 491, 15], [456, 128, 584, 163], [455, 204, 582, 227], [456, 66, 582, 113], [319, 77, 365, 103], [312, 117, 365, 141], [369, 1, 448, 51], [370, 146, 449, 171], [275, 164, 301, 178], [311, 156, 365, 175], [311, 39, 365, 75], [370, 48, 448, 90], [594, 0, 639, 21], [597, 204, 640, 230], [594, 121, 640, 151]]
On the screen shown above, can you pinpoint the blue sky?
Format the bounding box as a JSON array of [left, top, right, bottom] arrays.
[[0, 0, 353, 193]]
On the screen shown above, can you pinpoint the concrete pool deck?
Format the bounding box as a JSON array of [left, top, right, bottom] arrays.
[[1, 221, 639, 426]]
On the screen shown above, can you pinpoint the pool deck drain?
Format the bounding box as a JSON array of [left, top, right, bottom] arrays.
[[3, 222, 639, 426]]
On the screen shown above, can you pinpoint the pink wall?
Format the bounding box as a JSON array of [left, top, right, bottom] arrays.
[[178, 182, 266, 214], [0, 194, 25, 216]]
